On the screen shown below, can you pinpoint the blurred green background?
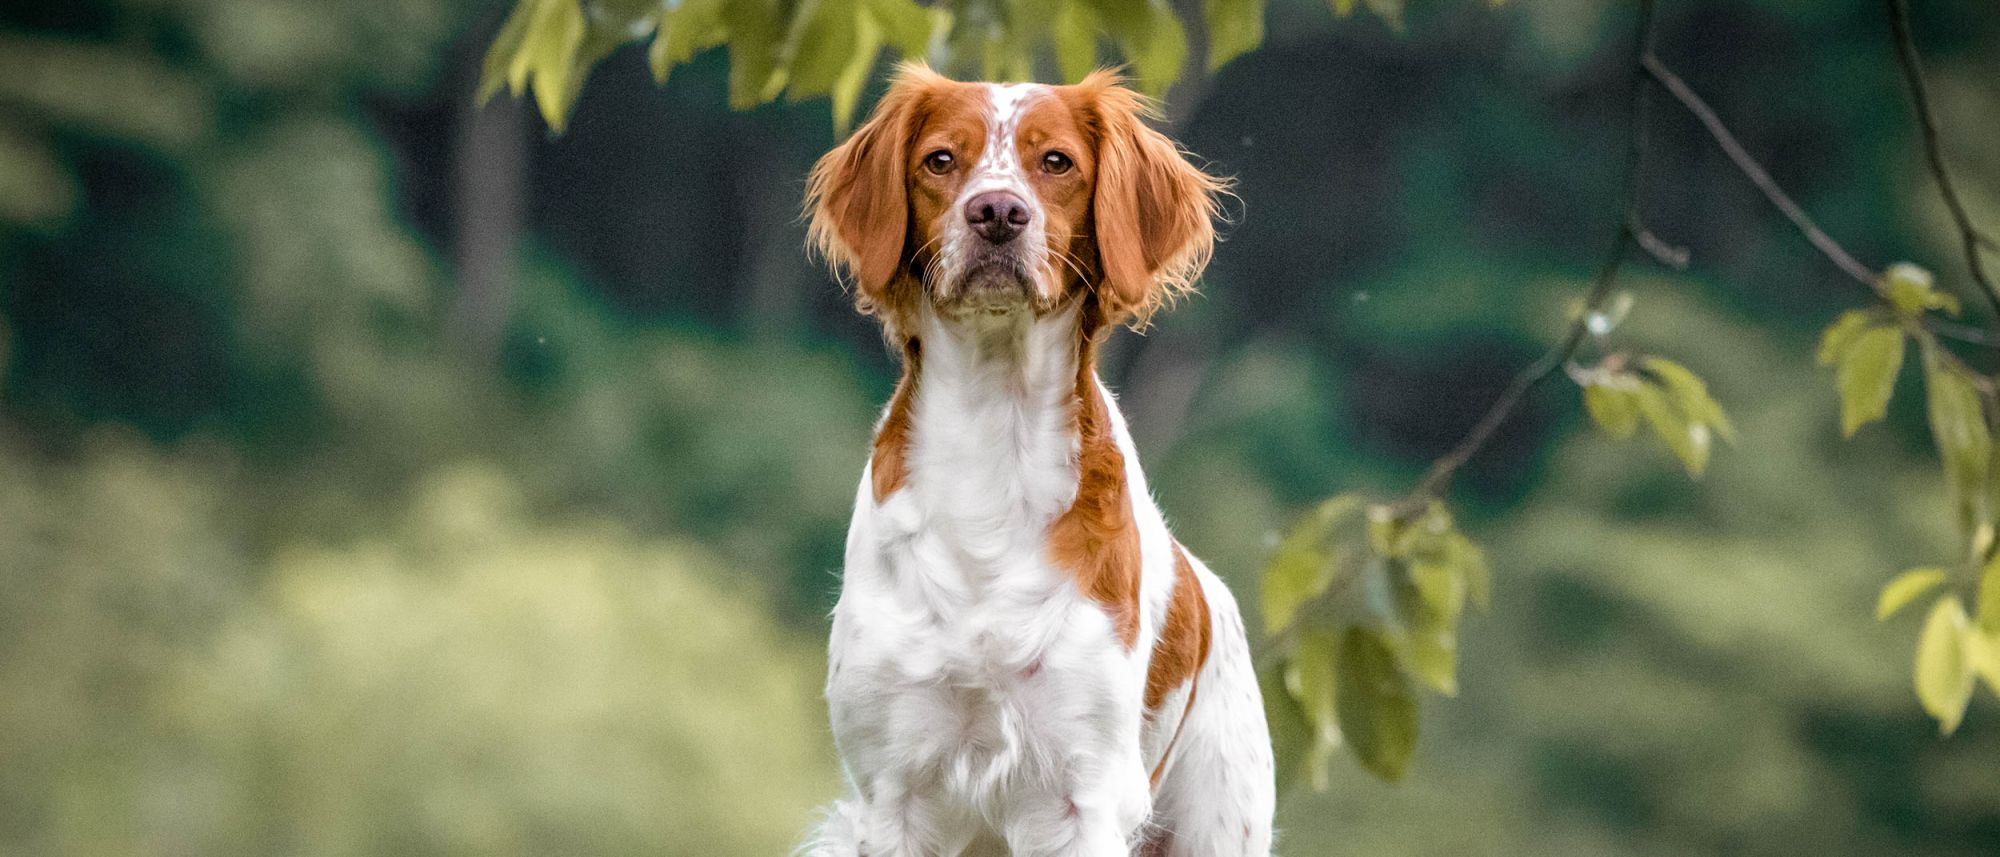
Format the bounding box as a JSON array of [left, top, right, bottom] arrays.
[[3, 0, 1999, 854]]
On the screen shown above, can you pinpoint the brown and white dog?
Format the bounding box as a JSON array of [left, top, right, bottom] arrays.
[[801, 65, 1275, 856]]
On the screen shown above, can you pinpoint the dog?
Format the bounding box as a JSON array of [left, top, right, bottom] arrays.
[[801, 64, 1275, 857]]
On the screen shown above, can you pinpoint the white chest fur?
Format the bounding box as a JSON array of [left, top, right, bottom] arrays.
[[826, 307, 1156, 851]]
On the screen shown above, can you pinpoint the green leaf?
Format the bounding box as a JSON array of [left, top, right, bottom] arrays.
[[1970, 633, 2000, 700], [1286, 629, 1341, 736], [1288, 628, 1336, 788], [1391, 565, 1459, 696], [1922, 344, 1991, 537], [478, 0, 541, 102], [1968, 551, 2000, 695], [1284, 628, 1342, 789], [826, 10, 882, 134], [1980, 552, 2000, 636], [1262, 495, 1365, 633], [1878, 567, 1949, 621], [1052, 2, 1102, 83], [1260, 661, 1321, 796], [1644, 356, 1736, 443], [652, 0, 730, 83], [1330, 0, 1357, 16], [1335, 627, 1419, 781], [1409, 558, 1466, 621], [1834, 325, 1906, 437], [1915, 596, 1976, 735], [1883, 262, 1958, 318], [1204, 0, 1265, 72], [1634, 380, 1712, 477], [863, 0, 935, 56], [1092, 0, 1186, 97], [723, 0, 787, 109], [1817, 309, 1876, 367], [1583, 381, 1640, 439], [524, 0, 589, 130], [781, 0, 860, 102]]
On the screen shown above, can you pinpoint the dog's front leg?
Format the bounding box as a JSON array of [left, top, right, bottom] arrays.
[[854, 775, 978, 857], [1002, 755, 1152, 857]]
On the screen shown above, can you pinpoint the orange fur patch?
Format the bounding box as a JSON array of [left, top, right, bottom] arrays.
[[1046, 333, 1142, 649], [870, 341, 920, 503], [1145, 542, 1210, 789], [1145, 542, 1212, 709]]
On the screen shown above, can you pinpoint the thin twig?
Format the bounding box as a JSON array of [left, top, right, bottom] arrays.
[[1394, 231, 1631, 514], [1644, 48, 2000, 357], [1888, 0, 2000, 320], [1390, 0, 1659, 515], [1631, 213, 1691, 270], [1641, 54, 1883, 290], [1928, 318, 2000, 348]]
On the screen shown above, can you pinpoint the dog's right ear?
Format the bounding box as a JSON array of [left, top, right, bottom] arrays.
[[807, 65, 938, 308]]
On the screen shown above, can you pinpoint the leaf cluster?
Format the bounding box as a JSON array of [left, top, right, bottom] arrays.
[[1831, 263, 2000, 735], [1576, 354, 1736, 478], [1262, 496, 1489, 784], [476, 0, 1457, 132], [480, 0, 932, 131]]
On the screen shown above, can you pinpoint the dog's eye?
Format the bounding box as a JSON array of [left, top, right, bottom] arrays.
[[1041, 151, 1074, 175], [923, 150, 955, 175]]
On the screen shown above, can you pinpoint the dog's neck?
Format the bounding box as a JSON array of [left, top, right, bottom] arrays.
[[871, 301, 1108, 564]]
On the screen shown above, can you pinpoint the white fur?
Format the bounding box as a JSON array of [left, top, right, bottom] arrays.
[[933, 84, 1061, 306], [804, 84, 1275, 857]]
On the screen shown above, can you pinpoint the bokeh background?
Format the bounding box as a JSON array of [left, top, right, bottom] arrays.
[[4, 0, 1999, 854]]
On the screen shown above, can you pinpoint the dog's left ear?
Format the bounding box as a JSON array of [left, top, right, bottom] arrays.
[[807, 65, 940, 315], [1087, 76, 1226, 326]]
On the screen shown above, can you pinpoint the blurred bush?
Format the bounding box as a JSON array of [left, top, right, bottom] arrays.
[[0, 440, 837, 856]]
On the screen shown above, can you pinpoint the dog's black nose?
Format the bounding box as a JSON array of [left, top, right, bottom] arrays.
[[964, 191, 1030, 244]]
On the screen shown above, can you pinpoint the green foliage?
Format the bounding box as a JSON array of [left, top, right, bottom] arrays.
[[1257, 288, 2000, 856], [1883, 261, 1960, 317], [1575, 355, 1736, 478], [1264, 497, 1488, 785], [0, 5, 877, 847], [1284, 628, 1342, 788], [0, 443, 839, 855], [1824, 320, 1906, 437], [1335, 626, 1419, 780], [1883, 549, 2000, 738], [1878, 567, 1949, 620], [186, 467, 839, 854], [475, 0, 1491, 130], [1922, 344, 1989, 535], [1915, 595, 1977, 735], [1262, 494, 1368, 632], [1813, 262, 2000, 734]]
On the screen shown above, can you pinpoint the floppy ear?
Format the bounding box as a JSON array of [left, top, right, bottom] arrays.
[[1087, 77, 1225, 325], [806, 68, 929, 309]]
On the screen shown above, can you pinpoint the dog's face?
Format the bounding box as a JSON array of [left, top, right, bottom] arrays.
[[808, 65, 1224, 337]]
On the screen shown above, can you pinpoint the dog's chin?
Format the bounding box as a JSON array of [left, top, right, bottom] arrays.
[[933, 261, 1043, 317]]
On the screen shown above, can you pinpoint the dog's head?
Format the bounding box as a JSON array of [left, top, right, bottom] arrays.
[[807, 65, 1225, 338]]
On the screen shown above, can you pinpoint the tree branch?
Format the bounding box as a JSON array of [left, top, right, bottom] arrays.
[[1641, 55, 1882, 290], [1888, 0, 2000, 321], [1642, 36, 2000, 368], [1390, 0, 1660, 515]]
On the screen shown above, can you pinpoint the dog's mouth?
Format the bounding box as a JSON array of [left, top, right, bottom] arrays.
[[933, 252, 1041, 313]]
